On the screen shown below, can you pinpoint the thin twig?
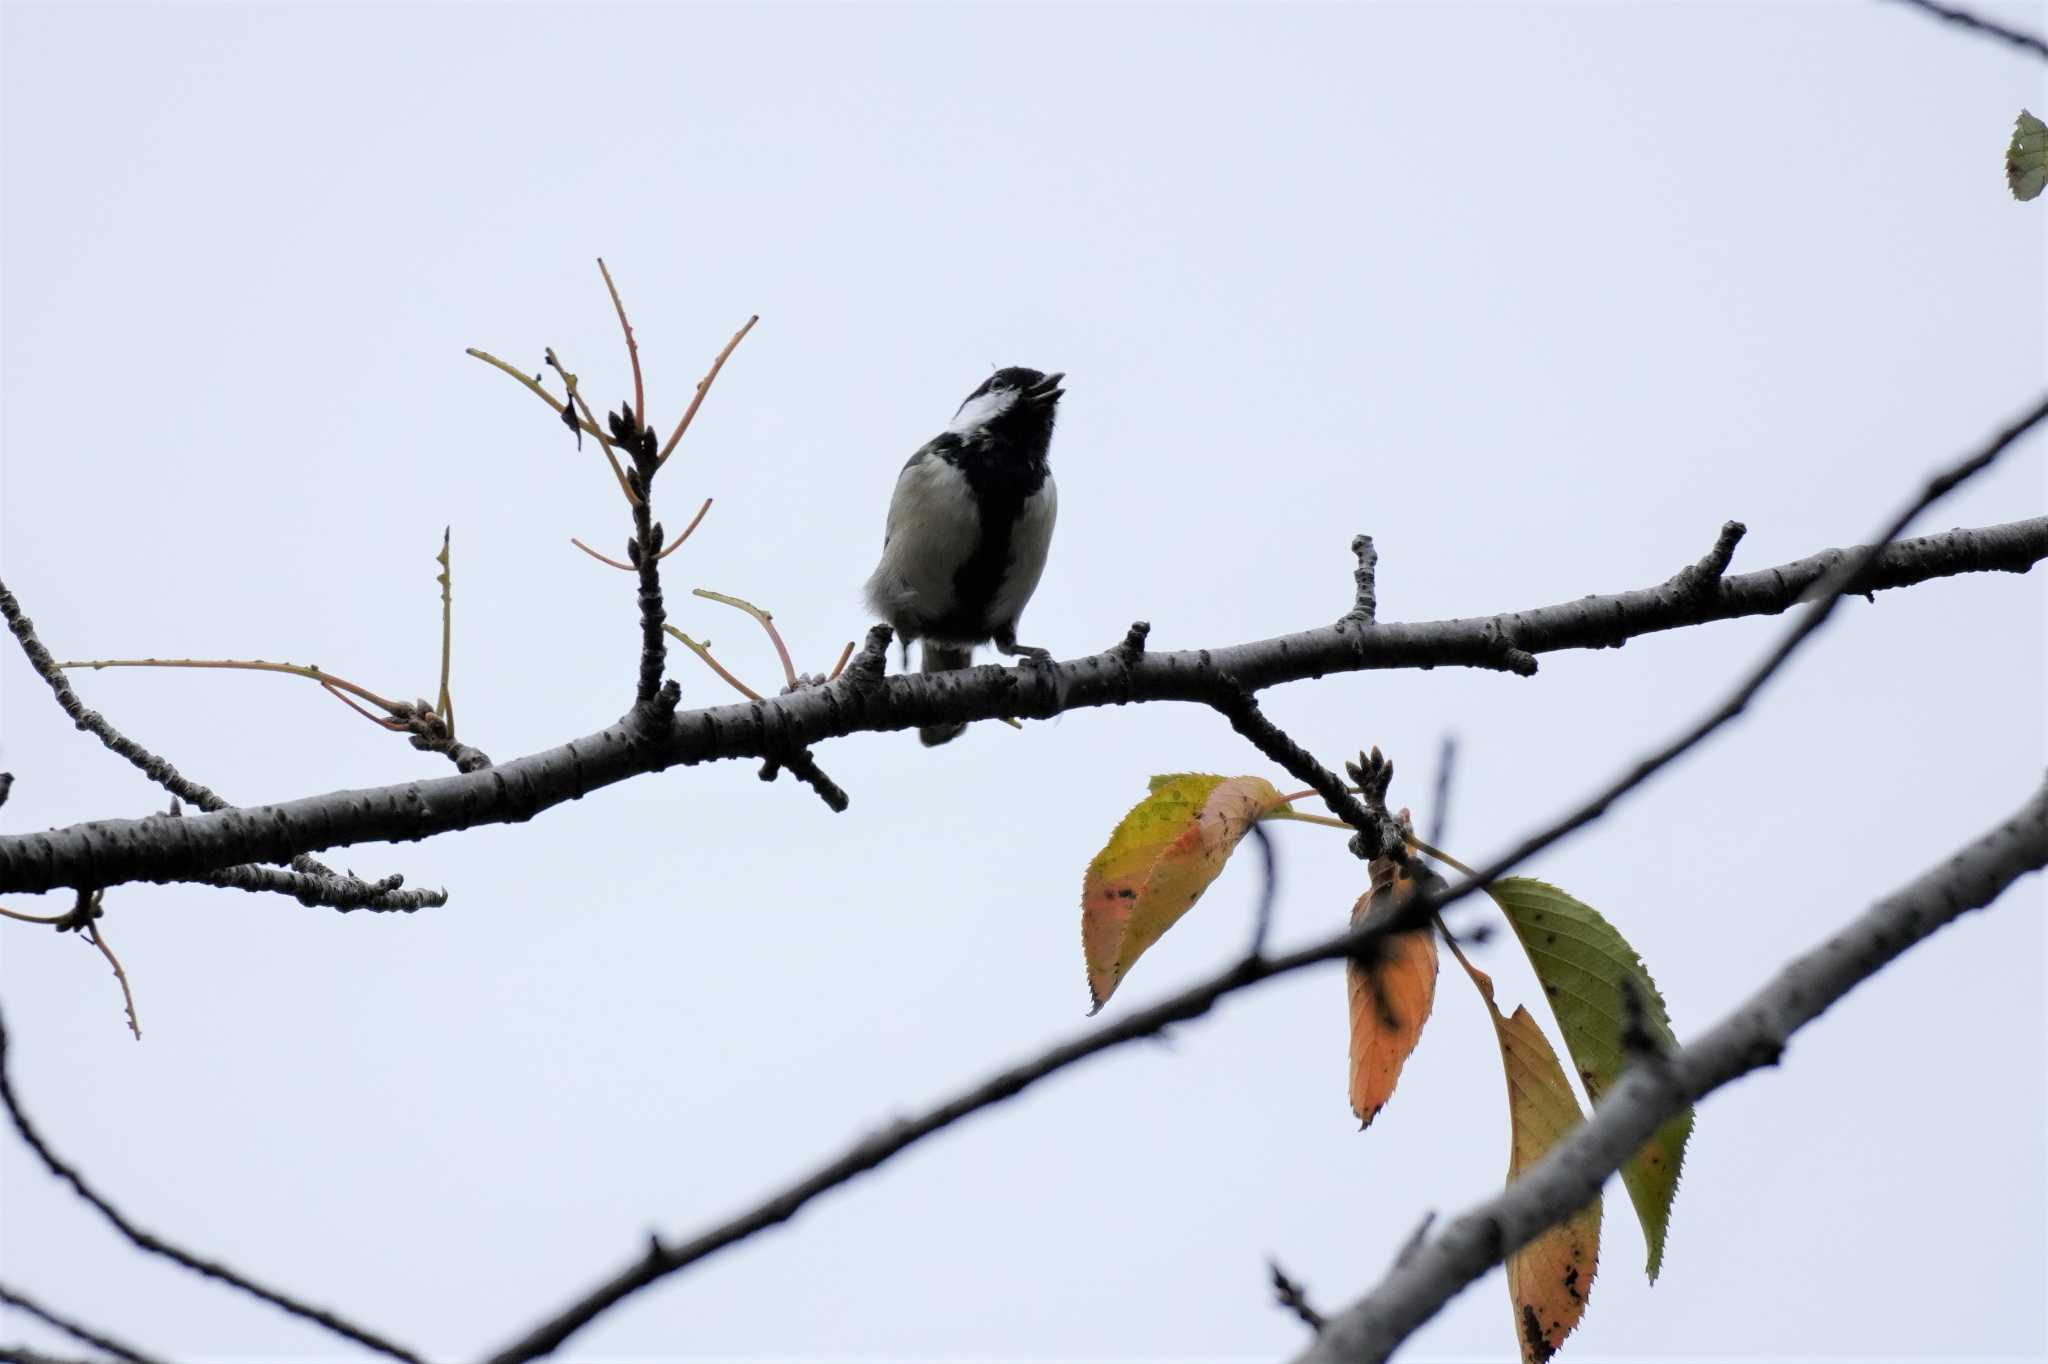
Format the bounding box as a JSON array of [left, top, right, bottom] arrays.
[[1885, 0, 2048, 59], [826, 640, 856, 681], [596, 257, 644, 428], [0, 1007, 425, 1363], [655, 315, 758, 468], [692, 589, 798, 690], [570, 538, 636, 572], [1270, 1259, 1328, 1333], [1426, 735, 1457, 850], [655, 498, 713, 561], [664, 628, 764, 701], [80, 923, 139, 1041], [54, 658, 406, 716], [0, 1283, 165, 1364], [465, 348, 603, 437], [435, 528, 455, 739], [543, 348, 636, 507]]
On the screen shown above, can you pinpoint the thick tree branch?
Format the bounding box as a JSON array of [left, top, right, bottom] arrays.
[[0, 580, 442, 911], [0, 1008, 424, 1363], [4, 507, 2044, 897], [1291, 773, 2048, 1364]]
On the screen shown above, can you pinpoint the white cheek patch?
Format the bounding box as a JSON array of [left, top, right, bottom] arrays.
[[946, 386, 1018, 436]]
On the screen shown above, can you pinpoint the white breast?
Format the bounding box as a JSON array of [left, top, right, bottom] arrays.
[[864, 452, 979, 629], [988, 475, 1057, 630]]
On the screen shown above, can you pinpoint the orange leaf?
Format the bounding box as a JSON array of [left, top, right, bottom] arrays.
[[1447, 948, 1601, 1364], [1081, 774, 1282, 1010], [1345, 859, 1439, 1129]]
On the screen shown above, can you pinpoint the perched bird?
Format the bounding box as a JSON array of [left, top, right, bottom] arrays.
[[865, 366, 1065, 746]]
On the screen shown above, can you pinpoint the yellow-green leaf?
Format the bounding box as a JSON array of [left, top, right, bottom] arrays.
[[1447, 948, 1600, 1364], [2008, 109, 2047, 202], [1345, 858, 1439, 1128], [1081, 774, 1281, 1010], [1490, 877, 1690, 1282]]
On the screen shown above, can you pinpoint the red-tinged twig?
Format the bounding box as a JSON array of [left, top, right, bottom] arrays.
[[692, 589, 798, 691], [655, 316, 758, 468], [321, 681, 408, 730], [827, 640, 856, 681], [597, 257, 644, 428], [569, 538, 636, 571], [83, 924, 139, 1041], [664, 627, 764, 701], [656, 497, 714, 560]]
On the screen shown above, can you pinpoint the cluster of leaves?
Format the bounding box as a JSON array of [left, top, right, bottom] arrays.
[[1080, 773, 1693, 1363]]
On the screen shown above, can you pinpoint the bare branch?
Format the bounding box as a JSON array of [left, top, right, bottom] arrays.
[[0, 1006, 425, 1363], [0, 1283, 165, 1364], [596, 257, 644, 428], [1291, 774, 2048, 1364], [196, 863, 444, 913], [6, 508, 2047, 897], [655, 315, 758, 468], [478, 394, 2046, 1360], [1885, 0, 2048, 59]]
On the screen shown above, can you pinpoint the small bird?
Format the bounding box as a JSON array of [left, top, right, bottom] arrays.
[[865, 366, 1065, 746]]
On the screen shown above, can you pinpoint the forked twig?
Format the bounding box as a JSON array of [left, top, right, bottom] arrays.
[[570, 498, 713, 573]]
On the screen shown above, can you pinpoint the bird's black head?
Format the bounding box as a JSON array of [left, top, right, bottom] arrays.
[[948, 366, 1065, 444]]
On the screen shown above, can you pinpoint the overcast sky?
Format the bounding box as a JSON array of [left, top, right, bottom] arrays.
[[3, 4, 2045, 1362]]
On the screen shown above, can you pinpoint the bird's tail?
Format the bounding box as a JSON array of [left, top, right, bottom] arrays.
[[918, 641, 973, 747]]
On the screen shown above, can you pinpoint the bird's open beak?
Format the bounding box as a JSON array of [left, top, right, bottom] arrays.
[[1031, 372, 1066, 404]]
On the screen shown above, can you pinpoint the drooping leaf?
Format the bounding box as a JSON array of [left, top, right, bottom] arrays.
[[1345, 858, 1439, 1128], [1490, 877, 1690, 1282], [1081, 774, 1281, 1010], [1446, 946, 1601, 1364], [2008, 109, 2048, 202]]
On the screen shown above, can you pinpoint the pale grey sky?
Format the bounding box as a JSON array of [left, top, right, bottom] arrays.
[[3, 4, 2044, 1362]]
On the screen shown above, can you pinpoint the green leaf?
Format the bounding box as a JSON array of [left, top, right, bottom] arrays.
[[1489, 877, 1691, 1282], [2008, 109, 2047, 202], [1080, 774, 1281, 1010]]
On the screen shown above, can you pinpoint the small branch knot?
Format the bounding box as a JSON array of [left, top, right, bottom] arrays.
[[1669, 519, 1748, 600], [845, 625, 893, 689], [1112, 620, 1151, 663], [1344, 534, 1380, 625]]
